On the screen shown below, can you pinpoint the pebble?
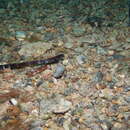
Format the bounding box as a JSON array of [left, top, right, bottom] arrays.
[[39, 96, 72, 115], [107, 81, 116, 89], [55, 117, 65, 126], [101, 121, 111, 130], [52, 98, 72, 114], [124, 86, 130, 92], [43, 32, 54, 41], [15, 31, 26, 41], [63, 87, 76, 96], [93, 71, 103, 82], [63, 119, 71, 130], [82, 109, 97, 126], [76, 55, 86, 64], [112, 54, 125, 60], [99, 88, 114, 100], [18, 42, 53, 58], [112, 122, 127, 130], [94, 62, 101, 68], [64, 42, 73, 49], [10, 98, 18, 105], [72, 25, 86, 37], [105, 73, 112, 82], [53, 64, 65, 78], [13, 79, 33, 89], [96, 46, 108, 55], [123, 112, 130, 121], [30, 120, 43, 128], [20, 102, 33, 112], [63, 59, 69, 65], [126, 37, 130, 42], [74, 47, 84, 53], [79, 35, 96, 44], [108, 50, 115, 56], [36, 79, 44, 87], [124, 96, 130, 103], [40, 98, 55, 114]]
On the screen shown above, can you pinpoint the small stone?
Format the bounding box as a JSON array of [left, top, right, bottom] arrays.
[[13, 79, 33, 89], [97, 46, 108, 55], [82, 109, 97, 126], [55, 117, 65, 126], [124, 86, 130, 92], [63, 59, 69, 65], [36, 80, 43, 87], [93, 72, 103, 82], [52, 98, 72, 114], [96, 83, 106, 89], [44, 32, 54, 42], [94, 62, 101, 68], [112, 122, 126, 130], [53, 64, 65, 78], [126, 37, 130, 42], [123, 112, 130, 121], [10, 98, 18, 105], [40, 98, 55, 114], [112, 54, 125, 60], [116, 96, 128, 105], [64, 87, 76, 96], [18, 42, 53, 58], [99, 88, 114, 100], [124, 96, 130, 103], [63, 119, 71, 130], [30, 120, 43, 128], [64, 42, 73, 49], [20, 102, 33, 112], [42, 113, 52, 120], [105, 73, 112, 82], [15, 31, 26, 41], [101, 121, 111, 130], [31, 109, 39, 116], [79, 35, 96, 44], [74, 47, 84, 53], [108, 50, 115, 56], [76, 55, 86, 64], [72, 25, 86, 37]]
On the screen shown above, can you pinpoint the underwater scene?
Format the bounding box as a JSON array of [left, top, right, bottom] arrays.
[[0, 0, 130, 129]]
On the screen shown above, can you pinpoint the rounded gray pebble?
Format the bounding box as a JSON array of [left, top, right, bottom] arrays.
[[76, 55, 86, 64], [53, 64, 65, 78]]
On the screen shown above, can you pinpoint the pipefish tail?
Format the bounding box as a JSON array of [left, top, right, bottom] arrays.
[[0, 54, 64, 70]]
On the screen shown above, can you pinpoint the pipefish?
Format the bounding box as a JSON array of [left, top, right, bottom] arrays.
[[0, 54, 64, 70]]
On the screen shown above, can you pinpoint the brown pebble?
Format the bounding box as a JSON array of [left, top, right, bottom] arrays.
[[105, 73, 112, 82]]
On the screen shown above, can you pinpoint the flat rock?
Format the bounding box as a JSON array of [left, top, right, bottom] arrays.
[[52, 98, 72, 114], [18, 42, 53, 58]]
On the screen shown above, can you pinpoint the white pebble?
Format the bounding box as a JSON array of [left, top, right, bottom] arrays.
[[10, 98, 18, 105]]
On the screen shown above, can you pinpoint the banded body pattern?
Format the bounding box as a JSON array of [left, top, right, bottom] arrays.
[[0, 54, 64, 70]]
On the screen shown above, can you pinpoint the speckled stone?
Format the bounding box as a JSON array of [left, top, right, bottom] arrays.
[[53, 64, 65, 78]]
